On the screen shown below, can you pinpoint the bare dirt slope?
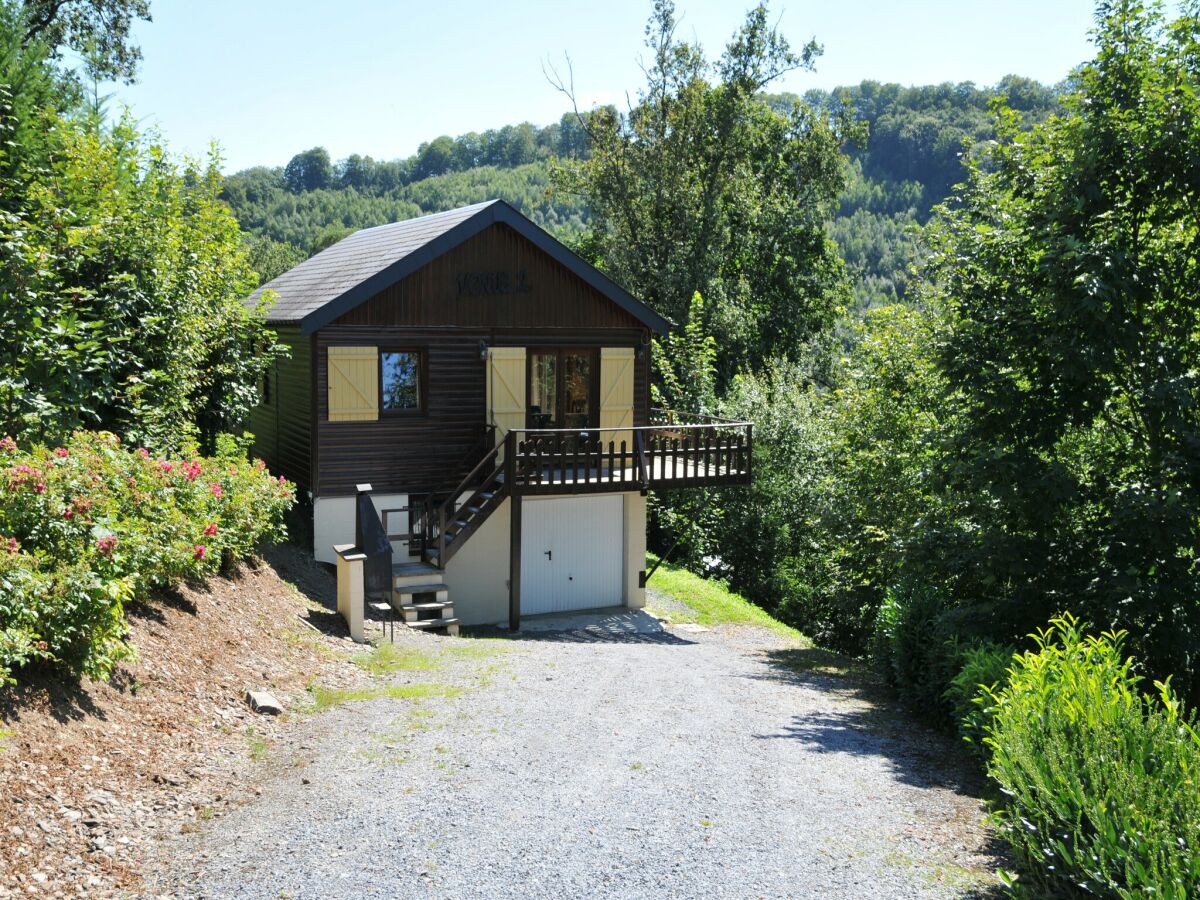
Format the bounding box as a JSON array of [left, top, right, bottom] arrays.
[[0, 546, 367, 899]]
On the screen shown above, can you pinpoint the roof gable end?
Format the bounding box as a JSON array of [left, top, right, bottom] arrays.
[[251, 200, 670, 335]]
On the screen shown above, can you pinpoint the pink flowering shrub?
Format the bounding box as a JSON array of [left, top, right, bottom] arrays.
[[0, 431, 294, 683]]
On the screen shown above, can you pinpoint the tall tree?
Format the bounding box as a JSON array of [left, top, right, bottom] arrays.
[[283, 146, 333, 193], [551, 0, 853, 379], [919, 0, 1200, 701], [16, 0, 150, 83], [0, 98, 283, 451]]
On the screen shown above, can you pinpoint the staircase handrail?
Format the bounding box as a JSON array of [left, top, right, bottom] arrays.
[[428, 437, 507, 566]]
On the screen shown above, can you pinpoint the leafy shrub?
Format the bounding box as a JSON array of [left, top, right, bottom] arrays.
[[984, 615, 1200, 898], [882, 580, 959, 718], [0, 431, 294, 683], [944, 640, 1013, 761]]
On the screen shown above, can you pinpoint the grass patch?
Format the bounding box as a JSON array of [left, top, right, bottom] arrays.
[[246, 725, 268, 761], [352, 642, 439, 675], [443, 636, 510, 659], [645, 553, 804, 640], [0, 727, 12, 752], [304, 682, 462, 712]]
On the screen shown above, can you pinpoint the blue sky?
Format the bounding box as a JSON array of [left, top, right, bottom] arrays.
[[110, 1, 1101, 173]]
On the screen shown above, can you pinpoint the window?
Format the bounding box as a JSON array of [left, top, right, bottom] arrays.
[[381, 350, 422, 413]]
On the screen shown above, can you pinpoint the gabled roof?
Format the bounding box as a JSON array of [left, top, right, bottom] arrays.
[[248, 199, 671, 335]]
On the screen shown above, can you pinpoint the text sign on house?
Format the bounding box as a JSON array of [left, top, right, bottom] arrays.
[[456, 270, 533, 298]]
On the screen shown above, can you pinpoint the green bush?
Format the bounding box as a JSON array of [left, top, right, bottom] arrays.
[[944, 640, 1012, 761], [0, 431, 294, 683], [984, 615, 1200, 898], [882, 580, 959, 718]]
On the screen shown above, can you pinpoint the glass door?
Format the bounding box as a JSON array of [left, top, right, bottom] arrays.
[[529, 351, 557, 430], [527, 349, 596, 433], [562, 352, 592, 431]]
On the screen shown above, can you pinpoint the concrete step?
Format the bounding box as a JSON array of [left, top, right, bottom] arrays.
[[391, 582, 449, 597], [405, 617, 460, 636], [400, 601, 453, 613], [392, 562, 443, 588]]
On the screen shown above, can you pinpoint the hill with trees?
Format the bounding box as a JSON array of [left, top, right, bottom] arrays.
[[223, 79, 1061, 300]]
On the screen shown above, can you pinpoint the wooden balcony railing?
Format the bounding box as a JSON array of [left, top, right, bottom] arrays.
[[511, 408, 752, 496]]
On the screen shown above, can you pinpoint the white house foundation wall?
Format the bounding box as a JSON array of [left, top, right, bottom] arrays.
[[443, 498, 512, 627], [623, 492, 647, 610], [313, 493, 408, 564]]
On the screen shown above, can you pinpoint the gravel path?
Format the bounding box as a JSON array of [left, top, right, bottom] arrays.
[[150, 604, 1000, 898]]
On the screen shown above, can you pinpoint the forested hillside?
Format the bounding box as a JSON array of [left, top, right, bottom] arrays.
[[223, 77, 1061, 299]]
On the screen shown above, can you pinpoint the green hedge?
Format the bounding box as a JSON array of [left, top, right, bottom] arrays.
[[0, 431, 294, 683], [984, 616, 1200, 898]]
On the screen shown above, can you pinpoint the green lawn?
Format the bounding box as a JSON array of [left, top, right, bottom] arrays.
[[644, 554, 865, 679], [644, 553, 803, 640]]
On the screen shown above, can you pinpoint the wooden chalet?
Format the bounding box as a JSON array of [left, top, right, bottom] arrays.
[[248, 200, 752, 630]]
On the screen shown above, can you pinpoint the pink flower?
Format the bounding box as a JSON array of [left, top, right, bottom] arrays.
[[96, 536, 117, 557], [253, 458, 266, 472], [13, 465, 31, 476], [4, 537, 18, 554], [184, 461, 202, 481], [193, 545, 206, 561], [0, 436, 16, 453], [277, 475, 286, 484], [32, 482, 45, 494], [203, 523, 218, 537], [209, 482, 223, 499], [159, 460, 173, 474], [137, 447, 150, 459], [53, 447, 69, 458], [63, 508, 74, 520]]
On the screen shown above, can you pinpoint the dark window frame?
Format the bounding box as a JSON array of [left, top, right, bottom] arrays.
[[379, 347, 427, 417], [525, 346, 599, 430]]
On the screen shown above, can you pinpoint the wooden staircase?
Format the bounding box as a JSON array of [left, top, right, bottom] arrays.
[[391, 562, 459, 635], [419, 443, 508, 570]]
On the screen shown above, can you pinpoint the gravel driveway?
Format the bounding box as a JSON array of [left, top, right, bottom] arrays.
[[150, 603, 1000, 898]]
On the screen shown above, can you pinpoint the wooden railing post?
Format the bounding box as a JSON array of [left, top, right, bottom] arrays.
[[746, 422, 753, 482], [635, 430, 650, 496], [437, 505, 446, 568], [506, 429, 520, 631]]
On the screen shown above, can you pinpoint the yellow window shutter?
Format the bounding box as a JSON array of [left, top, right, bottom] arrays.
[[600, 347, 635, 451], [327, 346, 379, 422], [487, 347, 526, 445]]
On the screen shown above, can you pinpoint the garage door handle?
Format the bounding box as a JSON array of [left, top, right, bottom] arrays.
[[544, 550, 552, 561]]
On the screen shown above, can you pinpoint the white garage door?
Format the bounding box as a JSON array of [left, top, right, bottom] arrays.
[[521, 495, 624, 615]]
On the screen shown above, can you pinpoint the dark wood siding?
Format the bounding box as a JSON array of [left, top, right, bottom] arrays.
[[314, 327, 649, 497], [290, 221, 656, 498], [333, 223, 646, 331], [248, 326, 313, 492]]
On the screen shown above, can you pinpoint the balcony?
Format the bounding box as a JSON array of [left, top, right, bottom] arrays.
[[509, 408, 752, 496]]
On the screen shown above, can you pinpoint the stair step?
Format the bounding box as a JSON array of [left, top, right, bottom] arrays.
[[393, 581, 448, 594], [392, 562, 441, 577], [393, 566, 444, 588], [465, 505, 482, 514], [405, 617, 460, 630], [400, 601, 453, 613], [478, 492, 496, 500]]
